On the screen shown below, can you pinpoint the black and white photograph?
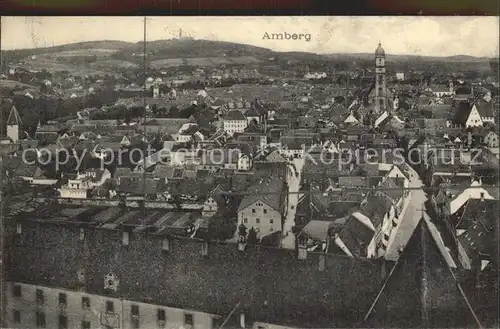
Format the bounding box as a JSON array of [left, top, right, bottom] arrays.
[[0, 16, 499, 329]]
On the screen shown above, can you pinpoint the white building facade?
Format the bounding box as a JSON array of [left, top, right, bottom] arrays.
[[4, 281, 219, 329]]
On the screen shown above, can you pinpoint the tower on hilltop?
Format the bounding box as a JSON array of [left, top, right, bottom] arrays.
[[374, 42, 387, 113]]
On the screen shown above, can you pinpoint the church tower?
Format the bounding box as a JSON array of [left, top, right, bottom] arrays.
[[7, 105, 22, 142], [374, 42, 387, 113]]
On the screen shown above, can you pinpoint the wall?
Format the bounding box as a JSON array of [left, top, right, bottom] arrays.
[[4, 282, 217, 329], [58, 188, 88, 199], [466, 107, 483, 128], [4, 220, 386, 328], [238, 202, 282, 239], [32, 198, 203, 210]]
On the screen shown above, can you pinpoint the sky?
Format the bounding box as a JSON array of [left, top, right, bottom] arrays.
[[1, 16, 499, 57]]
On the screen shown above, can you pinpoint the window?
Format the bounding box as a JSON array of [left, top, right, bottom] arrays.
[[12, 284, 21, 297], [13, 310, 21, 323], [59, 315, 68, 329], [82, 321, 91, 329], [36, 311, 46, 328], [243, 218, 248, 224], [36, 289, 44, 304], [82, 297, 90, 309], [106, 301, 114, 313], [131, 305, 139, 316], [270, 218, 273, 224], [184, 313, 194, 326], [157, 309, 166, 322], [263, 209, 267, 214], [59, 293, 67, 307], [256, 218, 260, 224], [252, 209, 255, 213]]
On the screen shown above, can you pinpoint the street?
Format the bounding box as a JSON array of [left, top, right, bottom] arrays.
[[281, 158, 304, 249], [384, 165, 428, 260]]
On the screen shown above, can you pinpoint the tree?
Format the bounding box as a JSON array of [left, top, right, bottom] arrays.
[[247, 227, 258, 245], [238, 223, 247, 238], [208, 212, 237, 241]]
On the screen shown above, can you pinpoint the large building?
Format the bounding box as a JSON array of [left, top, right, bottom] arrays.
[[374, 42, 388, 113], [4, 282, 218, 329]]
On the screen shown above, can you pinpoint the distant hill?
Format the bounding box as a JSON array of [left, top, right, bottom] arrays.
[[1, 39, 497, 74], [113, 39, 274, 60], [1, 40, 134, 63], [325, 52, 494, 63]]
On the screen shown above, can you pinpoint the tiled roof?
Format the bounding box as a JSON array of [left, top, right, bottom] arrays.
[[455, 199, 498, 232], [238, 178, 284, 213], [223, 110, 246, 121], [337, 215, 373, 257], [379, 177, 404, 204], [280, 136, 313, 150], [117, 177, 158, 195], [303, 220, 335, 241], [359, 192, 392, 228], [153, 165, 175, 179], [244, 107, 261, 117], [448, 102, 471, 125], [265, 150, 287, 163], [474, 99, 494, 118], [14, 163, 38, 177], [114, 167, 132, 179], [338, 176, 369, 188]]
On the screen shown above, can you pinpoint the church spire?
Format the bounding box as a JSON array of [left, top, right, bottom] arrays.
[[7, 105, 22, 142], [7, 105, 22, 126]]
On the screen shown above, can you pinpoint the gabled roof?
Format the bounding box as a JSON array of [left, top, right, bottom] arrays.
[[153, 165, 175, 179], [336, 214, 375, 257], [265, 150, 287, 163], [223, 110, 246, 121], [359, 192, 393, 228], [454, 199, 498, 231], [7, 106, 22, 126], [364, 215, 482, 328], [238, 178, 284, 213], [114, 167, 132, 179], [244, 107, 261, 117], [457, 199, 498, 262], [474, 99, 494, 118], [448, 101, 472, 125], [303, 220, 335, 241], [379, 177, 404, 204]]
